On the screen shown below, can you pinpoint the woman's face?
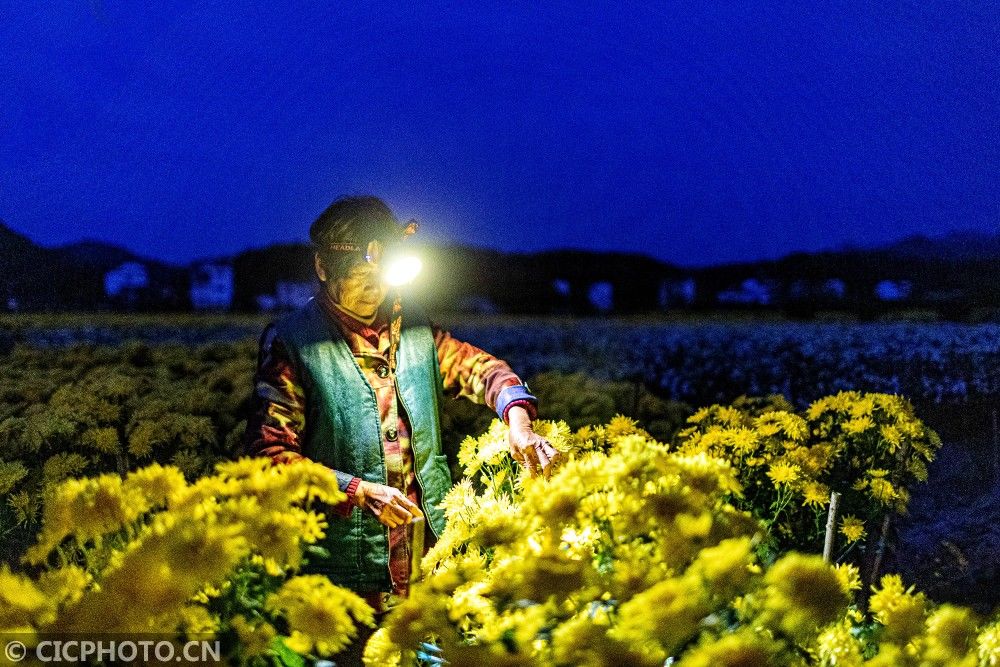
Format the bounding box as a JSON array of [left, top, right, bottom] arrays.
[[316, 254, 387, 318]]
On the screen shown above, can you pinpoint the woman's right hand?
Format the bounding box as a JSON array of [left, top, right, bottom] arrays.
[[354, 481, 423, 528]]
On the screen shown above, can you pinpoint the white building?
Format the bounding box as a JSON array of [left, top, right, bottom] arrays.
[[822, 278, 847, 300], [257, 281, 316, 312], [717, 278, 775, 306], [104, 262, 148, 298], [875, 280, 913, 301], [588, 282, 614, 313], [659, 278, 696, 308], [190, 263, 234, 310], [276, 281, 314, 310]]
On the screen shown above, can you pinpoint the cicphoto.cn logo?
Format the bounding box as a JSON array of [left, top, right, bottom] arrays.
[[3, 638, 221, 664]]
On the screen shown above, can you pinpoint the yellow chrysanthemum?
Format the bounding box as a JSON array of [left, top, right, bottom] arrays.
[[0, 566, 50, 630], [766, 462, 799, 486], [725, 427, 760, 454], [190, 583, 224, 605], [839, 515, 866, 543], [679, 628, 783, 667], [437, 478, 477, 520], [977, 621, 1000, 666], [815, 618, 864, 667], [124, 463, 187, 508], [686, 537, 756, 599], [759, 554, 848, 642], [606, 414, 642, 438], [776, 412, 810, 441], [362, 627, 404, 667], [447, 581, 496, 631], [869, 574, 927, 644], [868, 477, 898, 505], [842, 416, 874, 435], [688, 406, 713, 424], [266, 575, 375, 657], [833, 563, 862, 595], [26, 473, 150, 562], [176, 604, 219, 637], [802, 481, 830, 508], [848, 395, 875, 418], [879, 424, 903, 452], [923, 605, 978, 664], [231, 614, 277, 660], [0, 460, 28, 496]]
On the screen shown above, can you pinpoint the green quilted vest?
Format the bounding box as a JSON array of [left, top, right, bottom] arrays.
[[274, 297, 452, 591]]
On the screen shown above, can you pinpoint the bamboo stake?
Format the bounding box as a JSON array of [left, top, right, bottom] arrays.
[[868, 513, 892, 595], [823, 491, 842, 563]]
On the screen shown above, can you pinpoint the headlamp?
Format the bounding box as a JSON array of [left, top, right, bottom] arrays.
[[321, 219, 423, 286], [383, 254, 423, 286]]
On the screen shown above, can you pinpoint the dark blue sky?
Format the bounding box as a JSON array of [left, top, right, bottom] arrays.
[[2, 2, 998, 266]]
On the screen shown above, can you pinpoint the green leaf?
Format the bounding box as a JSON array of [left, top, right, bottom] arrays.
[[270, 636, 307, 667], [303, 544, 331, 563]]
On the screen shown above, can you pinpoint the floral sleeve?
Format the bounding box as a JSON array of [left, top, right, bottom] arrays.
[[242, 324, 308, 464], [432, 325, 525, 414], [242, 324, 359, 514]]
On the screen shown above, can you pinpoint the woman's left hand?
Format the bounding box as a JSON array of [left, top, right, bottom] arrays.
[[506, 405, 561, 478]]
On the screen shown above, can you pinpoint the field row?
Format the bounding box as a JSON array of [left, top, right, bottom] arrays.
[[450, 320, 1000, 405]]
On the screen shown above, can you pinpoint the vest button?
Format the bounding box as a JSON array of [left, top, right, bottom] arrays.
[[385, 427, 398, 441], [376, 364, 390, 378]]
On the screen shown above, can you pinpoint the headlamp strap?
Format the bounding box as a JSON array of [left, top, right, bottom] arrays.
[[325, 242, 363, 253], [322, 219, 418, 255], [321, 240, 381, 264], [388, 294, 403, 374]]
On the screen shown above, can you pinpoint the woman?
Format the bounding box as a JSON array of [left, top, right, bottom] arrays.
[[242, 195, 558, 664]]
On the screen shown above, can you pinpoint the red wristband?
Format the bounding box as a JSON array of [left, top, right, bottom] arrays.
[[332, 477, 362, 517], [503, 399, 538, 423]]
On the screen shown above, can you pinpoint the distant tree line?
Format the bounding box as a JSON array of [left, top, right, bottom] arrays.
[[3, 218, 1000, 319]]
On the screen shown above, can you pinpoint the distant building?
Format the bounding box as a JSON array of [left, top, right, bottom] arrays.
[[659, 278, 696, 308], [190, 263, 234, 311], [588, 282, 614, 313], [104, 262, 149, 298], [277, 281, 314, 310], [875, 280, 913, 301], [256, 280, 316, 312], [717, 278, 775, 306], [822, 278, 847, 300]]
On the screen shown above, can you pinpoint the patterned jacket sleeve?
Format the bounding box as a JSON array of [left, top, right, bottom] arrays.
[[242, 324, 361, 513], [432, 324, 538, 421]]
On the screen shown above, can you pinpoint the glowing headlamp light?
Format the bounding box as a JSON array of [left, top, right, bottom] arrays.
[[383, 254, 423, 286], [323, 220, 423, 286]]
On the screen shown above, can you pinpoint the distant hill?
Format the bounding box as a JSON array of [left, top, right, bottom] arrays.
[[880, 230, 1000, 262], [54, 240, 144, 272], [3, 220, 1000, 315], [0, 221, 105, 310], [230, 243, 315, 311]]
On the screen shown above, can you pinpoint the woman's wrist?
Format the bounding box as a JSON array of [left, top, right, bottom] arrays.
[[347, 477, 364, 505], [506, 404, 533, 426], [496, 384, 538, 422]]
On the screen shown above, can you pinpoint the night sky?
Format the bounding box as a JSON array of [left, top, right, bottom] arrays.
[[2, 2, 998, 267]]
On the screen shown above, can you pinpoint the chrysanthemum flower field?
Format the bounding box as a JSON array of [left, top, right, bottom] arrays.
[[0, 325, 998, 665]]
